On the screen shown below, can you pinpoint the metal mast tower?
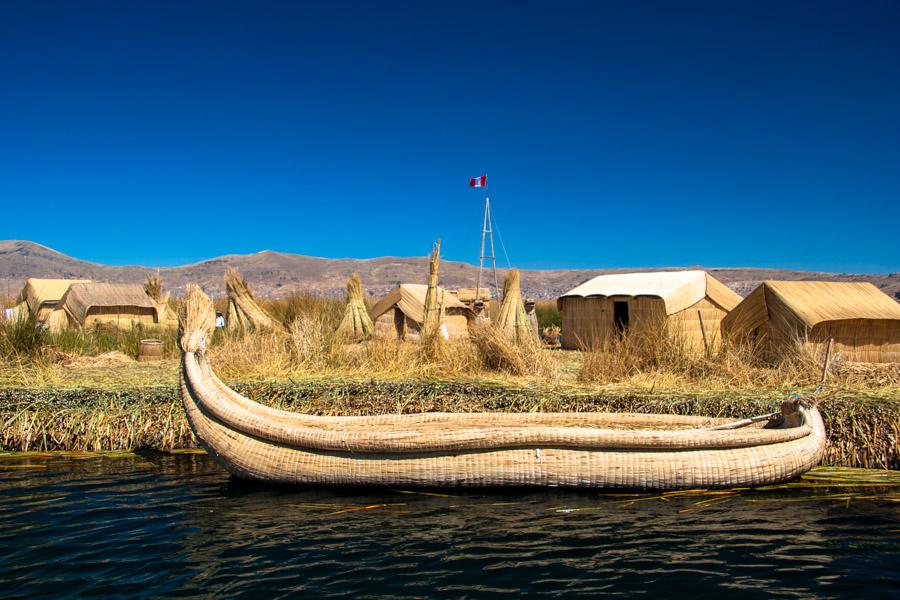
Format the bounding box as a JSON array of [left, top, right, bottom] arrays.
[[476, 184, 500, 300]]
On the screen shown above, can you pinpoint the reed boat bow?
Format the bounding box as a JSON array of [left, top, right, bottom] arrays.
[[178, 286, 826, 489]]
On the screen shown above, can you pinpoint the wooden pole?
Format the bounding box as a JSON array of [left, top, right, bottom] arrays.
[[821, 337, 834, 385], [698, 310, 710, 357]]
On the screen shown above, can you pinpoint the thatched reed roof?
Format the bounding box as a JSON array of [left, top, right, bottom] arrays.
[[560, 270, 741, 315], [61, 283, 156, 324], [454, 288, 492, 303], [18, 278, 92, 315], [369, 284, 468, 326], [724, 281, 900, 334]]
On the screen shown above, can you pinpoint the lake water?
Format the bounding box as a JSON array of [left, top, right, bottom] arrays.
[[0, 453, 897, 598]]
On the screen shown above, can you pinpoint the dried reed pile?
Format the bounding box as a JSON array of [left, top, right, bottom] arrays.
[[336, 273, 373, 341], [144, 270, 178, 326], [224, 267, 279, 331], [470, 324, 558, 378], [496, 269, 536, 344]]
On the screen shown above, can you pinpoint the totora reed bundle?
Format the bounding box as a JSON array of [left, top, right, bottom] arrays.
[[336, 273, 374, 340], [180, 284, 216, 353], [422, 240, 442, 339], [224, 267, 279, 332], [496, 269, 537, 344], [144, 270, 177, 327]]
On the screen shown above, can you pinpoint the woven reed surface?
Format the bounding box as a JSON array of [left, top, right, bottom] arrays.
[[181, 350, 826, 488], [724, 283, 900, 363], [560, 296, 728, 352], [190, 351, 811, 452], [62, 283, 157, 324]]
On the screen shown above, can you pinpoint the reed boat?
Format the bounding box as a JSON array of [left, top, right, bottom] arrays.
[[179, 286, 826, 490]]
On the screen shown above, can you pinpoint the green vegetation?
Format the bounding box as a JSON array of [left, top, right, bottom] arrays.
[[534, 300, 562, 329]]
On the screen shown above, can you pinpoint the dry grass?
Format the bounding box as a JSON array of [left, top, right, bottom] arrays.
[[1, 293, 897, 399], [574, 323, 896, 392], [470, 324, 558, 378]]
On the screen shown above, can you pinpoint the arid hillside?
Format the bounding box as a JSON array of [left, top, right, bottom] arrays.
[[1, 240, 898, 300]]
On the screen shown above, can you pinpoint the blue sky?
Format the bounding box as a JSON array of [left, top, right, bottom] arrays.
[[1, 1, 898, 272]]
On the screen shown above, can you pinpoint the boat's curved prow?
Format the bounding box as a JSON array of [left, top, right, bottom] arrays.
[[178, 285, 827, 489]]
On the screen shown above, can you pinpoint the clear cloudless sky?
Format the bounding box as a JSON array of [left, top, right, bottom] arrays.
[[1, 1, 898, 272]]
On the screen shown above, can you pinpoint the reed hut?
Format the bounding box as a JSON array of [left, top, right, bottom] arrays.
[[557, 270, 742, 352], [722, 281, 900, 363], [17, 278, 92, 322], [336, 273, 374, 340], [56, 283, 159, 331], [369, 284, 471, 341], [224, 267, 279, 331]]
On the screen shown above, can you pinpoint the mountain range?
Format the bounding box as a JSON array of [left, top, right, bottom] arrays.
[[1, 240, 898, 301]]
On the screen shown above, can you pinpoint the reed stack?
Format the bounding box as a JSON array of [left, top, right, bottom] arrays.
[[224, 267, 279, 331], [496, 269, 536, 344], [144, 270, 177, 326], [336, 273, 374, 340]]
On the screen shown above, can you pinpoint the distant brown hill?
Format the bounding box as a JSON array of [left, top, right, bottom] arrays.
[[1, 240, 898, 301]]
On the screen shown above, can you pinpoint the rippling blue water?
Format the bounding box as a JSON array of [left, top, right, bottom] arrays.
[[0, 454, 898, 598]]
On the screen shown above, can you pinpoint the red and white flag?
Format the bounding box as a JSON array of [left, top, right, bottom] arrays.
[[469, 175, 487, 188]]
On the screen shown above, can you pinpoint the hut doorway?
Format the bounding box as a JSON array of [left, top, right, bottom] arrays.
[[613, 301, 629, 332]]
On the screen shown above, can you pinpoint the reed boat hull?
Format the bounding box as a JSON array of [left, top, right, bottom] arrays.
[[180, 351, 827, 490]]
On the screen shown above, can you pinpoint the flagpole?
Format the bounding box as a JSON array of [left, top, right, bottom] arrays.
[[476, 177, 487, 299]]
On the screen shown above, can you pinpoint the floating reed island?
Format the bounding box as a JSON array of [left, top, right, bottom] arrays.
[[2, 242, 899, 476], [1, 381, 896, 470]]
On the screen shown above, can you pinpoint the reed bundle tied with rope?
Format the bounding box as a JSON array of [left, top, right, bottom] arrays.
[[496, 269, 537, 344], [422, 240, 442, 339], [336, 273, 374, 341], [224, 267, 279, 332]]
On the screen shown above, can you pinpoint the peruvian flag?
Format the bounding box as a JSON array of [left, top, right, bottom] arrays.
[[469, 175, 487, 188]]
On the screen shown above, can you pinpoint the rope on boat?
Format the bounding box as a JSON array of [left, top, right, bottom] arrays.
[[708, 339, 835, 431], [707, 412, 782, 431]]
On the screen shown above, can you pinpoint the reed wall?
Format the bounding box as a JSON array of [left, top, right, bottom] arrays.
[[560, 296, 729, 353]]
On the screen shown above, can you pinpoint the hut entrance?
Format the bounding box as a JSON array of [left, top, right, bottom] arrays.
[[394, 308, 406, 338], [613, 301, 629, 332]]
